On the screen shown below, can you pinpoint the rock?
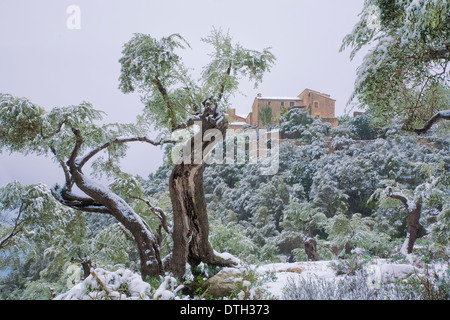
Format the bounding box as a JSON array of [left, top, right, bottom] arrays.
[[201, 268, 242, 298]]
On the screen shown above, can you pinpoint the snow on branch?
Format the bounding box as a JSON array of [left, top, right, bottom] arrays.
[[414, 110, 450, 134], [51, 185, 110, 214], [385, 187, 417, 213]]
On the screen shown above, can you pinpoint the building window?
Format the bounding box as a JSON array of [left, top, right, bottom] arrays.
[[290, 102, 295, 107], [281, 102, 284, 107], [314, 101, 319, 108], [268, 101, 271, 106]]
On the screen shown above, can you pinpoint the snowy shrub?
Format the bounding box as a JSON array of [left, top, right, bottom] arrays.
[[283, 262, 450, 300], [331, 125, 355, 150], [397, 264, 450, 300], [326, 213, 390, 256], [329, 252, 370, 276], [331, 135, 354, 151], [282, 270, 381, 300], [347, 114, 376, 140], [54, 268, 183, 300], [310, 171, 349, 216], [431, 205, 450, 247], [152, 275, 184, 300], [281, 201, 327, 234], [209, 220, 257, 262], [278, 109, 314, 139], [228, 265, 277, 300]]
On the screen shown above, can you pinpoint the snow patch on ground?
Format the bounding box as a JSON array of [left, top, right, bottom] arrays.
[[256, 261, 336, 299]]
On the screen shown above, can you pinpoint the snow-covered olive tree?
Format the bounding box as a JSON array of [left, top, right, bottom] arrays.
[[0, 28, 275, 280], [341, 0, 449, 131], [372, 175, 449, 255], [118, 29, 275, 278], [0, 96, 170, 279]]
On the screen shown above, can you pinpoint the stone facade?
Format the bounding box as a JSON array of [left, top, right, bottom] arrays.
[[227, 88, 338, 128]]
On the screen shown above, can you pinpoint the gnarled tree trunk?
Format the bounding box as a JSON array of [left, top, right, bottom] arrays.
[[303, 228, 318, 261], [168, 106, 236, 278], [403, 201, 423, 255], [387, 188, 423, 255]]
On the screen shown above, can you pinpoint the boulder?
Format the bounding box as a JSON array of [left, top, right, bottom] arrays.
[[202, 268, 242, 298]]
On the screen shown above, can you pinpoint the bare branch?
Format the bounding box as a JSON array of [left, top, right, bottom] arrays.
[[50, 146, 73, 191], [217, 63, 232, 103]]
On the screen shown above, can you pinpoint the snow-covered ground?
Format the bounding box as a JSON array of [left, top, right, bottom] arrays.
[[255, 261, 336, 299], [55, 261, 337, 300], [54, 255, 448, 300]]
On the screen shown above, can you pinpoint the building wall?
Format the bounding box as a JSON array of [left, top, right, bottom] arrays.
[[227, 108, 247, 123], [251, 94, 304, 127], [297, 89, 336, 119], [228, 88, 338, 129]]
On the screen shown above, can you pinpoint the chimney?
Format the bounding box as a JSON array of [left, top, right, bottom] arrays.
[[257, 93, 262, 98]]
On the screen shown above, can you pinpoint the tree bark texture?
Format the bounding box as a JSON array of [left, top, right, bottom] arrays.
[[404, 201, 423, 254], [303, 236, 318, 261], [168, 106, 236, 278], [387, 188, 423, 255]]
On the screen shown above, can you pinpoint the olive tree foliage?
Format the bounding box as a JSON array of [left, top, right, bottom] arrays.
[[118, 33, 197, 131], [119, 28, 276, 131], [341, 0, 450, 131], [0, 182, 75, 267]]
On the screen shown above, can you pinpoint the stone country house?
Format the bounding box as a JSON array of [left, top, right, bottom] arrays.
[[227, 88, 339, 129]]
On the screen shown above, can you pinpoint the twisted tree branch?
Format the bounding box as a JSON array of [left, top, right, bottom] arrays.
[[414, 110, 450, 134]]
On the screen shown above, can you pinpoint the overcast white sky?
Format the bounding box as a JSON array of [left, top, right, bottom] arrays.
[[0, 0, 367, 187]]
